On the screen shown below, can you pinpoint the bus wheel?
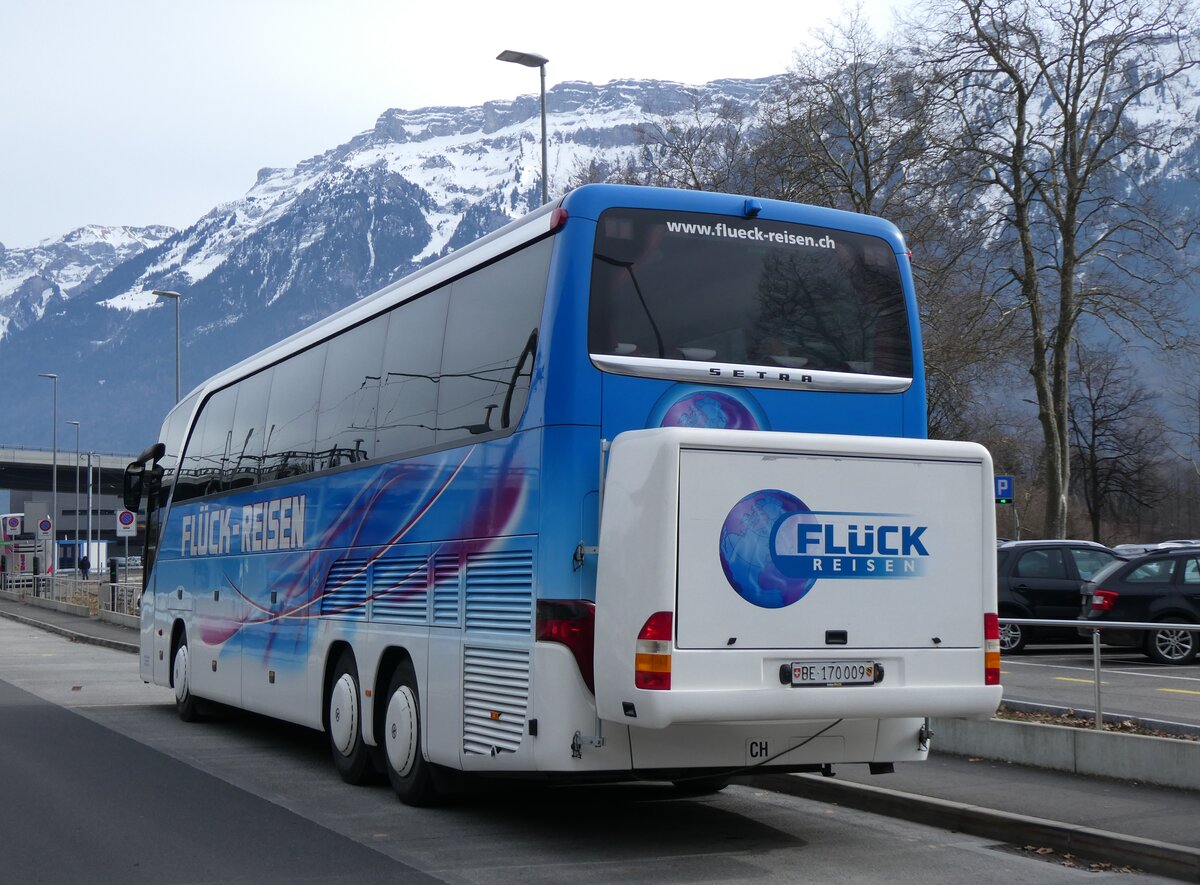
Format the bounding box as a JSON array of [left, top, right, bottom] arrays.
[[172, 634, 201, 722], [383, 661, 437, 806], [327, 650, 373, 785]]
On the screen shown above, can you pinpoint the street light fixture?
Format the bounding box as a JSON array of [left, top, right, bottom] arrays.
[[497, 49, 549, 205], [37, 373, 58, 570], [153, 290, 181, 402]]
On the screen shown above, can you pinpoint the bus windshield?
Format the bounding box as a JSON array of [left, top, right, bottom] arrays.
[[588, 208, 913, 378]]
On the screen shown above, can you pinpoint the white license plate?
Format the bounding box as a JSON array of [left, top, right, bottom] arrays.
[[790, 660, 876, 687]]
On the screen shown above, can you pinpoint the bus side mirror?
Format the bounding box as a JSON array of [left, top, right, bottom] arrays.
[[123, 463, 145, 511]]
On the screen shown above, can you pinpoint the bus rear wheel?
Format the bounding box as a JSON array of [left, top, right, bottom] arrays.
[[172, 633, 202, 722], [327, 649, 373, 785], [383, 661, 438, 806]]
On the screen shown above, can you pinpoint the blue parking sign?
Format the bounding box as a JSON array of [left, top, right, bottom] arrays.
[[994, 475, 1014, 504]]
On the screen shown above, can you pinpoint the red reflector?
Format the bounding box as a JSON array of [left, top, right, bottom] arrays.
[[1092, 589, 1118, 612], [635, 670, 671, 690], [549, 207, 568, 231]]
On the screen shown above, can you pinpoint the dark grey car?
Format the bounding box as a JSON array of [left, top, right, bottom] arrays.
[[997, 540, 1123, 653]]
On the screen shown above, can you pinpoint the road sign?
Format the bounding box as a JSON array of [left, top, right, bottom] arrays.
[[995, 475, 1014, 505], [116, 509, 137, 538], [36, 517, 53, 541], [3, 515, 21, 539]]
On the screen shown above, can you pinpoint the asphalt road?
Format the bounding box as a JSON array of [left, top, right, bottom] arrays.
[[0, 619, 1174, 884], [999, 644, 1200, 729]]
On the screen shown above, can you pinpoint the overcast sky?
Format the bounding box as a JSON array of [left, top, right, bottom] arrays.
[[0, 0, 906, 248]]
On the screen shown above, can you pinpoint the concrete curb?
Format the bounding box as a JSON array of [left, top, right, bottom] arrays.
[[754, 773, 1200, 882], [0, 605, 138, 655], [100, 609, 139, 630], [932, 715, 1200, 791]]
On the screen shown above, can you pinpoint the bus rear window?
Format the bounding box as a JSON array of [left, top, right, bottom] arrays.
[[587, 208, 912, 379]]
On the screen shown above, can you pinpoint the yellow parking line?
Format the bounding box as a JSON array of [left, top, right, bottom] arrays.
[[1055, 676, 1104, 684], [1158, 688, 1200, 696]]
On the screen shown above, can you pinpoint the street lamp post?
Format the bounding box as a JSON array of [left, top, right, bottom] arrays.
[[153, 290, 181, 402], [86, 453, 94, 557], [67, 420, 80, 590], [37, 373, 57, 578], [497, 49, 549, 205]]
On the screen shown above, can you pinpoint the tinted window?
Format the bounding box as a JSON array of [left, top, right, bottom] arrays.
[[315, 316, 387, 469], [1126, 559, 1176, 584], [437, 239, 550, 444], [1071, 549, 1120, 581], [1014, 548, 1067, 579], [1184, 558, 1200, 585], [159, 392, 199, 507], [177, 387, 237, 502], [588, 208, 912, 377], [263, 344, 326, 482], [227, 368, 274, 491], [376, 290, 449, 458]]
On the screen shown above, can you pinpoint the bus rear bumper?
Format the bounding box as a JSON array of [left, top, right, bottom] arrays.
[[615, 684, 1003, 730]]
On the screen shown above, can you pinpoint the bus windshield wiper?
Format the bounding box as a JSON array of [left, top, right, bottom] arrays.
[[596, 253, 666, 358]]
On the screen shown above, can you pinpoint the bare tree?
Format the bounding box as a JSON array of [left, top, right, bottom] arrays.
[[916, 0, 1198, 536], [754, 10, 932, 217], [636, 93, 758, 193], [753, 11, 1012, 439], [1069, 345, 1166, 542]]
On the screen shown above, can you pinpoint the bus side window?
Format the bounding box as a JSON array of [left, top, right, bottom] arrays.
[[176, 389, 236, 502], [262, 344, 326, 482], [227, 368, 274, 491], [376, 289, 448, 460], [436, 239, 550, 444], [315, 316, 387, 470]]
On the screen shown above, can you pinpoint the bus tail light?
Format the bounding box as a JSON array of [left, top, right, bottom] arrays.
[[549, 207, 568, 231], [984, 612, 1001, 685], [1091, 589, 1118, 613], [635, 611, 673, 690], [536, 599, 595, 693]]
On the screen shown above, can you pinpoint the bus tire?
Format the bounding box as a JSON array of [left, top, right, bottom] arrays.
[[383, 661, 438, 806], [172, 632, 202, 723], [327, 649, 373, 785]]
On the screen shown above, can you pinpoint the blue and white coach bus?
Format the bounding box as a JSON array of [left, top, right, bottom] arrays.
[[125, 184, 1001, 804]]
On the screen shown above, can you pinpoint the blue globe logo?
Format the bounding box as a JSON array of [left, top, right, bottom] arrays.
[[650, 386, 768, 430], [719, 489, 817, 608]]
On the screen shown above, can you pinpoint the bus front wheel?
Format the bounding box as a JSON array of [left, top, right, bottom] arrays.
[[383, 661, 437, 806], [327, 649, 373, 785], [172, 634, 202, 722]]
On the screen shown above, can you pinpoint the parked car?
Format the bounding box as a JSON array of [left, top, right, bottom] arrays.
[[997, 539, 1124, 653], [1079, 547, 1200, 665]]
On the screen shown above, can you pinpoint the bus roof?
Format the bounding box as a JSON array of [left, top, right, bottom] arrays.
[[178, 184, 909, 409]]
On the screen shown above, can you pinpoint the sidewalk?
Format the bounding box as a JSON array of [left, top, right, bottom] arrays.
[[2, 594, 1199, 879], [0, 594, 138, 653]]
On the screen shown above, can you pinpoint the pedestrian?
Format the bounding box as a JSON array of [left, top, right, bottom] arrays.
[[80, 554, 90, 580]]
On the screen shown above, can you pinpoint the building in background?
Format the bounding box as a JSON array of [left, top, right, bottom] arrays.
[[0, 447, 138, 572]]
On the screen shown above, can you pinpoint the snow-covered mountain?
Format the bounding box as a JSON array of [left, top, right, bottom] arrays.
[[0, 224, 175, 341], [0, 78, 774, 453]]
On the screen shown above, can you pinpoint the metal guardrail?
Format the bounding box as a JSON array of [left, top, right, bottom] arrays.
[[1000, 617, 1200, 730], [0, 573, 140, 617], [103, 581, 141, 617]]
